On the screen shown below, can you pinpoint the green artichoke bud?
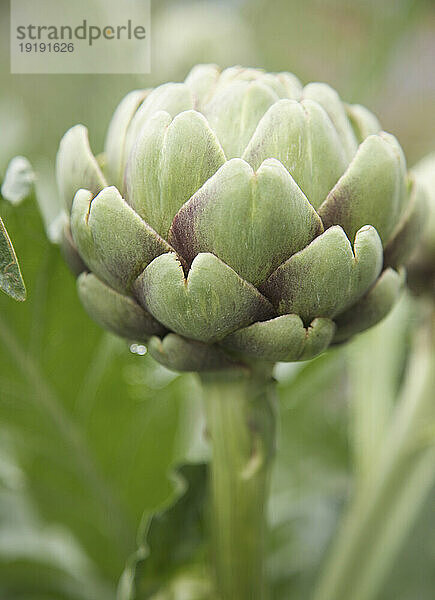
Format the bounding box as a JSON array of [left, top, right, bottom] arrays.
[[55, 65, 424, 371], [405, 153, 435, 297]]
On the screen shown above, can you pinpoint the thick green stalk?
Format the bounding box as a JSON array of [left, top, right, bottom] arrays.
[[200, 366, 276, 600]]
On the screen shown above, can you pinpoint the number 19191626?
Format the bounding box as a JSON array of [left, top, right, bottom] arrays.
[[19, 42, 74, 52]]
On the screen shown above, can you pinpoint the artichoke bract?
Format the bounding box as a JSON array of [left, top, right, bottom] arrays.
[[406, 153, 435, 297], [56, 65, 425, 371]]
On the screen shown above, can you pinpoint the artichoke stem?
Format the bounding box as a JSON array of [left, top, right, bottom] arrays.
[[200, 365, 276, 600]]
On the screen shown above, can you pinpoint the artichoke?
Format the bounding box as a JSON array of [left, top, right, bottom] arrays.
[[406, 153, 435, 297], [56, 65, 425, 371]]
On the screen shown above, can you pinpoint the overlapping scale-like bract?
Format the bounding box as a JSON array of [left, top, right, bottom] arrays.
[[55, 65, 426, 371], [404, 153, 435, 297]]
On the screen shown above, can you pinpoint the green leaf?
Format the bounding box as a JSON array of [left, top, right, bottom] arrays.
[[382, 488, 435, 600], [345, 295, 411, 484], [118, 464, 212, 600], [268, 349, 350, 599], [312, 305, 435, 600], [0, 200, 205, 594], [0, 216, 26, 301], [0, 438, 113, 600]]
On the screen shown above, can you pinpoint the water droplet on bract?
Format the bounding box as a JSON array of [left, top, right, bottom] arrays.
[[130, 343, 147, 356]]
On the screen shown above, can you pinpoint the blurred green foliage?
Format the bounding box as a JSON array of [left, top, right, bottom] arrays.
[[0, 0, 434, 598]]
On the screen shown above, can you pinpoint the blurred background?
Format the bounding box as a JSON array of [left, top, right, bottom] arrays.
[[0, 1, 434, 598]]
